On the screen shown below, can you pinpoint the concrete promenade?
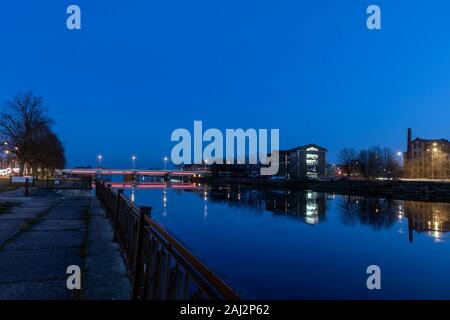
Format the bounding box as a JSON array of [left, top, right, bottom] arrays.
[[0, 187, 131, 300]]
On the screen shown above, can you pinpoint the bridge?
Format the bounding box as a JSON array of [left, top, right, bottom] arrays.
[[60, 168, 207, 177]]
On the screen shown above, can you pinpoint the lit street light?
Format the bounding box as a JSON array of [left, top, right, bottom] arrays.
[[97, 155, 102, 169], [132, 155, 136, 171], [164, 156, 168, 170], [427, 146, 442, 179]]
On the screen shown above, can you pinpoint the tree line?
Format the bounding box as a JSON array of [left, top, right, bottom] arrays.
[[338, 146, 402, 180], [0, 91, 66, 176]]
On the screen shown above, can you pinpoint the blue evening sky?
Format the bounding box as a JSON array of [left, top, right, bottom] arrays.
[[0, 0, 449, 168]]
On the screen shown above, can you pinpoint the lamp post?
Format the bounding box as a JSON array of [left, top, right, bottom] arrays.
[[164, 156, 168, 170], [97, 155, 102, 169], [132, 155, 136, 171], [396, 151, 403, 168], [427, 145, 440, 180], [433, 147, 440, 180]]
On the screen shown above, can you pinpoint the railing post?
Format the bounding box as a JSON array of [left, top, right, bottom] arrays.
[[106, 184, 112, 215], [113, 189, 124, 242], [24, 178, 29, 197], [132, 206, 152, 300]]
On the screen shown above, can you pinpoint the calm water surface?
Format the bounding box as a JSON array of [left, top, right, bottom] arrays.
[[123, 185, 450, 299]]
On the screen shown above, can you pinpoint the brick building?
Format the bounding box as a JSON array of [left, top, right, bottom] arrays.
[[403, 128, 450, 179]]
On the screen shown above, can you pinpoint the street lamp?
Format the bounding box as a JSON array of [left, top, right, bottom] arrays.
[[396, 151, 403, 168], [132, 155, 136, 171], [97, 155, 102, 169], [427, 147, 441, 179], [164, 156, 168, 170]]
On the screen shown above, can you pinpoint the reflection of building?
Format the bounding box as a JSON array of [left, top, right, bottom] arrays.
[[405, 201, 450, 242], [404, 128, 450, 179], [265, 190, 327, 224], [276, 144, 327, 180]]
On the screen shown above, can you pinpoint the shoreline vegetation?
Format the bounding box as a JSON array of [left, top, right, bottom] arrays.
[[193, 177, 450, 203]]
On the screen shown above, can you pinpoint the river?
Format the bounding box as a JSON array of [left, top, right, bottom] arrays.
[[123, 185, 450, 299]]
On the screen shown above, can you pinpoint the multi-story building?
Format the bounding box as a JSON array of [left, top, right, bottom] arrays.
[[275, 144, 327, 180], [403, 128, 450, 179]]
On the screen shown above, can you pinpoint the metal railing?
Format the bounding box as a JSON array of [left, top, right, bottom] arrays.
[[33, 178, 92, 190], [95, 180, 240, 300]]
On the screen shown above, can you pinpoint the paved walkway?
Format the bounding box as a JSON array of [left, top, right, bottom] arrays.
[[0, 189, 131, 300]]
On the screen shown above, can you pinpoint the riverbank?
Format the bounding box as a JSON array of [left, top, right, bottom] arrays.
[[194, 177, 450, 202], [0, 189, 130, 299]]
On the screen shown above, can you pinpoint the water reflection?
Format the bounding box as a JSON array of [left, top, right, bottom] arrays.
[[128, 185, 450, 243], [162, 190, 167, 217], [265, 190, 327, 225], [405, 202, 450, 242], [124, 185, 450, 298], [338, 196, 397, 230], [191, 186, 328, 224], [186, 186, 450, 242]]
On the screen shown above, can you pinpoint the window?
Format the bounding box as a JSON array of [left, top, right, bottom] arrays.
[[306, 153, 319, 179]]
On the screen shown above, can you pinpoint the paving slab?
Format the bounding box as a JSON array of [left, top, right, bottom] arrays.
[[0, 220, 23, 231], [0, 191, 131, 300], [0, 279, 73, 300], [84, 200, 131, 300], [4, 230, 84, 250], [0, 230, 16, 244], [33, 219, 84, 231], [0, 247, 83, 282]]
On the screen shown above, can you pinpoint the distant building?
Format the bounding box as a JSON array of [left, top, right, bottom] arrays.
[[181, 164, 210, 172], [209, 163, 261, 178], [403, 128, 450, 179], [275, 144, 327, 180]]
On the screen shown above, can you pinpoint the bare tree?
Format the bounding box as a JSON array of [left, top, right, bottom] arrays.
[[338, 147, 358, 179], [357, 146, 384, 180], [381, 148, 402, 180], [0, 91, 64, 176]]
